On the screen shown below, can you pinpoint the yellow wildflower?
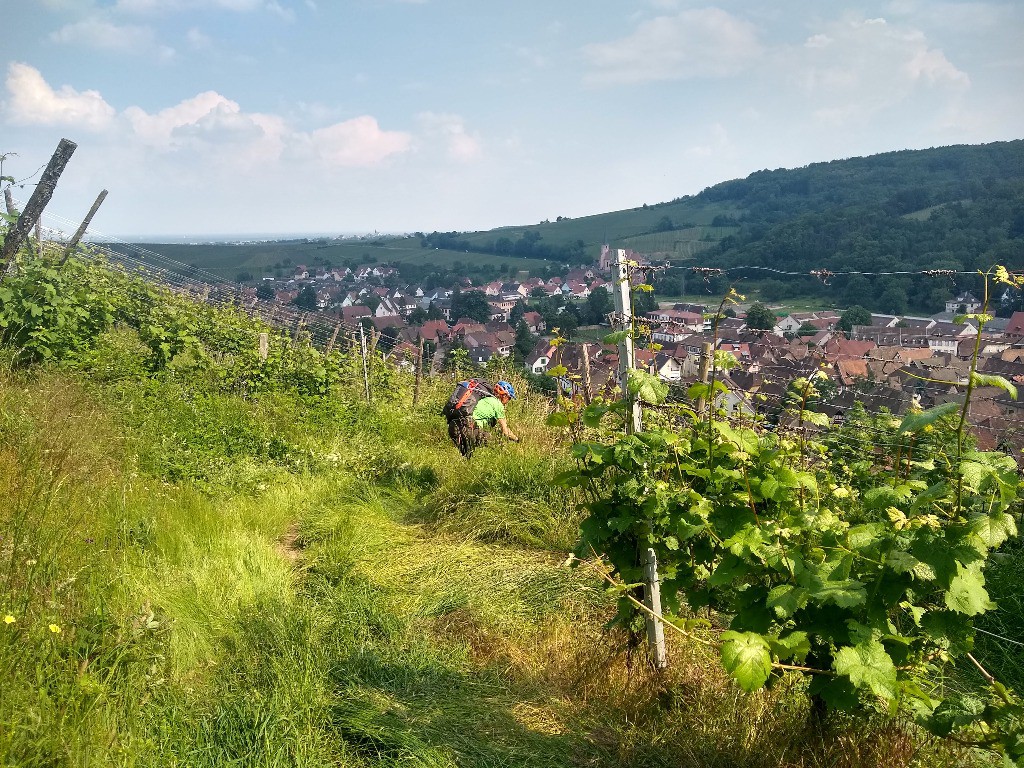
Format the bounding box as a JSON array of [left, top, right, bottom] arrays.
[[48, 624, 62, 634], [3, 615, 14, 625]]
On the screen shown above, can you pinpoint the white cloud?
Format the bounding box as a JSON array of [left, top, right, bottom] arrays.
[[416, 112, 483, 162], [583, 8, 761, 84], [186, 27, 212, 48], [122, 90, 288, 168], [265, 1, 295, 22], [3, 62, 115, 129], [686, 122, 734, 159], [115, 0, 265, 12], [792, 15, 971, 125], [49, 18, 160, 53], [309, 117, 412, 167]]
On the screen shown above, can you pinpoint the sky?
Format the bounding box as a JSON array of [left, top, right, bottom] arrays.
[[1, 0, 1022, 239]]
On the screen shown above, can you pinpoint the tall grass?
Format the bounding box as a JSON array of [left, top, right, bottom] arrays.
[[0, 336, 992, 767]]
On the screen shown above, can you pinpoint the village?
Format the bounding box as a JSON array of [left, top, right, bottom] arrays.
[[244, 245, 1024, 466]]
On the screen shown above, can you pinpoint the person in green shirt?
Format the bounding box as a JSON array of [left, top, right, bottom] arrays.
[[446, 380, 520, 456], [471, 383, 520, 441]]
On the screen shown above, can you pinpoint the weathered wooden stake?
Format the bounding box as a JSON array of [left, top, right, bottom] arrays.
[[581, 342, 593, 404], [3, 188, 15, 215], [60, 189, 108, 265], [358, 325, 371, 402], [413, 334, 424, 406], [611, 247, 668, 671], [258, 332, 269, 362], [292, 314, 305, 345], [326, 323, 341, 354], [612, 249, 642, 434], [696, 341, 713, 415], [1, 138, 77, 266]]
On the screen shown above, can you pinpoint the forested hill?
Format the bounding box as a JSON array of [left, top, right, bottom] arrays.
[[698, 139, 1024, 276]]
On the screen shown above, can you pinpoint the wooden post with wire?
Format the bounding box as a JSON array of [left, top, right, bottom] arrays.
[[581, 342, 593, 404], [413, 334, 424, 406], [326, 323, 341, 354], [1, 138, 77, 268], [3, 188, 15, 216], [696, 341, 713, 415], [258, 332, 269, 362], [611, 247, 668, 671], [358, 324, 371, 402], [60, 189, 108, 266]]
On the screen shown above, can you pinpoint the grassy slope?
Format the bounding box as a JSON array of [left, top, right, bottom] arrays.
[[0, 338, 991, 768], [120, 240, 554, 281], [123, 198, 740, 278]]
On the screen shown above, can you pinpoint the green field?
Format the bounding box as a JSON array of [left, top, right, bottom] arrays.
[[120, 239, 554, 280]]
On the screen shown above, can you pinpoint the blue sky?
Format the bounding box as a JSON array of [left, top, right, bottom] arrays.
[[2, 0, 1022, 238]]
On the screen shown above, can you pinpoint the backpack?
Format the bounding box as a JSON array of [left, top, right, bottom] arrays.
[[441, 378, 494, 422]]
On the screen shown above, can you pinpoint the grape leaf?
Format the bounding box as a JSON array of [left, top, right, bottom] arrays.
[[720, 631, 772, 692], [944, 561, 994, 616], [834, 640, 899, 701]]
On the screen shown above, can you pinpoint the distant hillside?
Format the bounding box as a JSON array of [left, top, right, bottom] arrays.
[[129, 140, 1023, 314]]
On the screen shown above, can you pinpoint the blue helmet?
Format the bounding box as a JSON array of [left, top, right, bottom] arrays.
[[494, 380, 516, 400]]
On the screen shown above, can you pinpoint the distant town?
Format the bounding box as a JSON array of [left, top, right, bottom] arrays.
[[234, 243, 1024, 466]]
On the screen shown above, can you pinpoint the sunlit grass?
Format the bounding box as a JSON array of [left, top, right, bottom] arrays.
[[0, 345, 990, 767]]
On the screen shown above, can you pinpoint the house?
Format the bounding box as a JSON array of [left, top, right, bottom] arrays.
[[522, 311, 546, 334], [417, 320, 451, 344], [433, 298, 453, 320], [654, 353, 683, 382], [566, 281, 591, 298], [946, 292, 981, 314], [375, 297, 401, 318], [651, 323, 693, 345], [526, 339, 557, 374], [645, 309, 703, 331], [341, 305, 372, 323], [1006, 312, 1024, 341]]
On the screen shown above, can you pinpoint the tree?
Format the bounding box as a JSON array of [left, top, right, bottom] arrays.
[[838, 305, 872, 333], [632, 288, 658, 315], [407, 306, 428, 325], [426, 302, 443, 321], [557, 312, 579, 339], [292, 285, 318, 311], [585, 288, 613, 325], [744, 302, 776, 330], [510, 300, 526, 327], [450, 290, 492, 323], [256, 283, 275, 301], [654, 215, 675, 232], [514, 320, 535, 362]]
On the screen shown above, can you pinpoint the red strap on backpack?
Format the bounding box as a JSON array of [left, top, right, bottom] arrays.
[[453, 380, 478, 411]]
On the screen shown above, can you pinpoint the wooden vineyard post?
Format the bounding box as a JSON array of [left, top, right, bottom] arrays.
[[612, 248, 668, 671], [358, 324, 371, 402], [292, 314, 305, 345], [326, 323, 341, 354], [581, 342, 593, 404], [696, 341, 713, 415], [3, 188, 15, 215], [60, 189, 108, 265], [612, 249, 642, 434], [1, 138, 77, 267], [413, 334, 424, 406], [258, 332, 269, 362]]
